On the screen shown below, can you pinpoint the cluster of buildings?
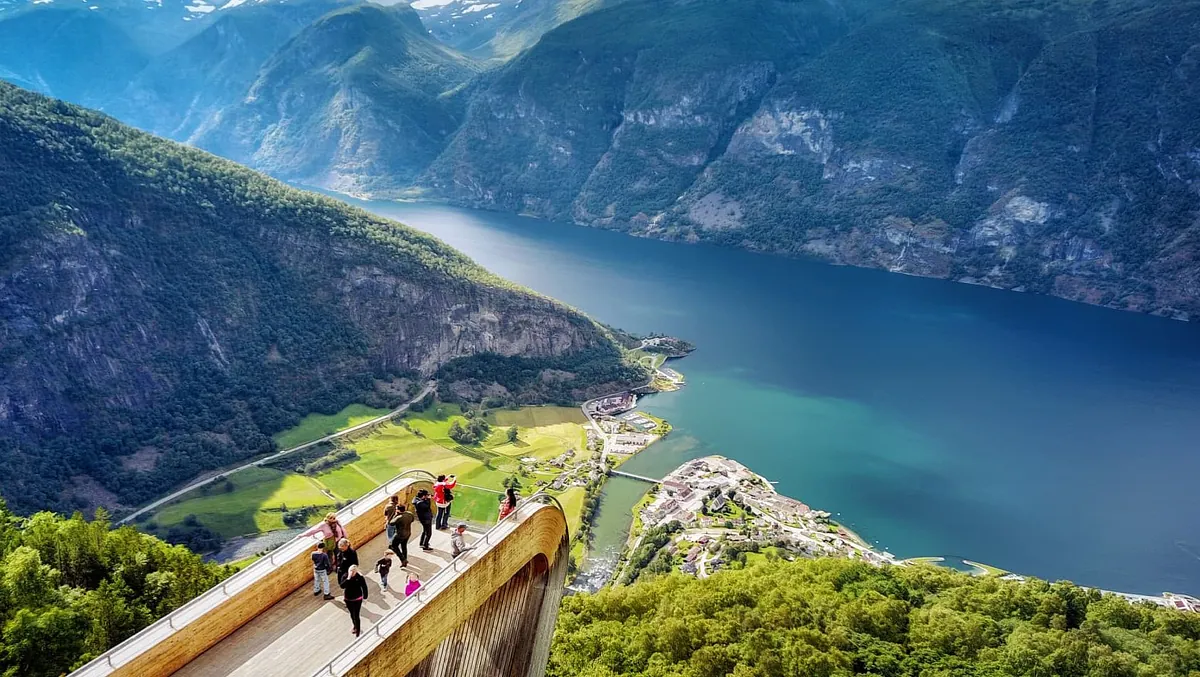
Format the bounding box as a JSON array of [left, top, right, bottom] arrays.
[[587, 393, 636, 417], [1165, 593, 1200, 612], [631, 456, 896, 580], [619, 411, 659, 431]]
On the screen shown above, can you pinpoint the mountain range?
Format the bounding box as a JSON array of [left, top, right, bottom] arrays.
[[0, 81, 640, 514], [1, 0, 1199, 321]]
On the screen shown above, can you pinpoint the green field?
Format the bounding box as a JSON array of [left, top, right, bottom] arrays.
[[272, 404, 391, 449], [152, 403, 592, 539], [628, 349, 667, 371], [153, 467, 334, 537], [743, 546, 784, 566]]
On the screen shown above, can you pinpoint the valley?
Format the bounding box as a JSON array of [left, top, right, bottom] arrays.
[[1, 0, 1200, 672], [4, 0, 1199, 319]]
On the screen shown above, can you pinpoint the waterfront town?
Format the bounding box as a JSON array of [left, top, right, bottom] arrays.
[[620, 456, 895, 581], [619, 456, 1200, 613]]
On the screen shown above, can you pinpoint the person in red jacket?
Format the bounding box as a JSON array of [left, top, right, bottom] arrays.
[[433, 474, 457, 530]]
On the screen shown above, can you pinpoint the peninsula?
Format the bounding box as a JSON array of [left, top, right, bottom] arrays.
[[615, 456, 1200, 614]]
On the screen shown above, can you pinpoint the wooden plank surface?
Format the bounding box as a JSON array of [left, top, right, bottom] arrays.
[[174, 527, 459, 677]]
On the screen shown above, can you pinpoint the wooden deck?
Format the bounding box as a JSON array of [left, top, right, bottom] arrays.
[[174, 527, 461, 677]]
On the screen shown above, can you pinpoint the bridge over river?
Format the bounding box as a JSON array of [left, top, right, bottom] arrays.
[[71, 470, 570, 677], [607, 469, 663, 484]]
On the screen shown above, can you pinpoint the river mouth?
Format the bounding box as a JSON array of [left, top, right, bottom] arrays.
[[328, 195, 1200, 597]]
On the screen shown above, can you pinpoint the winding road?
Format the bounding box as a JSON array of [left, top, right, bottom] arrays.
[[116, 381, 437, 525]]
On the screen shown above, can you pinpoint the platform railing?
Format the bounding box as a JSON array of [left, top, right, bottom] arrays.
[[71, 469, 437, 677], [310, 492, 567, 676]]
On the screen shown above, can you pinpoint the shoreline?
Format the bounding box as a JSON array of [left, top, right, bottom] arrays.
[[317, 190, 1193, 324]]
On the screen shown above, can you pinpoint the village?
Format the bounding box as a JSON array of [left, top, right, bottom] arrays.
[[622, 456, 896, 580], [621, 456, 1200, 613]]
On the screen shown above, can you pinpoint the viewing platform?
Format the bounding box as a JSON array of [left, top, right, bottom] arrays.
[[71, 470, 570, 677]]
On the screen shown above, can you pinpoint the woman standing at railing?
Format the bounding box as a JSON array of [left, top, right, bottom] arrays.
[[303, 512, 348, 572], [498, 487, 518, 520], [342, 564, 368, 636]]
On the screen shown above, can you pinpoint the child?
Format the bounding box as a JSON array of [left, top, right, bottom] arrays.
[[375, 550, 394, 591], [404, 572, 422, 597], [311, 542, 333, 600]]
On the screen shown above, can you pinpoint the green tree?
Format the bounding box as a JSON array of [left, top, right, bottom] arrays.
[[507, 425, 519, 443], [0, 503, 229, 675], [549, 558, 1200, 677]]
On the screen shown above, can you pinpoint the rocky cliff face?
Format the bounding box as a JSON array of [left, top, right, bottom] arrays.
[[0, 82, 636, 513], [424, 0, 1200, 318]]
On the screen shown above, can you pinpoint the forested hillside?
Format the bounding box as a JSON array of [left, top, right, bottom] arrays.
[[550, 558, 1200, 676], [0, 83, 642, 515], [0, 501, 229, 677]]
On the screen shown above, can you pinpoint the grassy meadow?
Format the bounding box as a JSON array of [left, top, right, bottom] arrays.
[[149, 403, 590, 541], [272, 404, 392, 449]]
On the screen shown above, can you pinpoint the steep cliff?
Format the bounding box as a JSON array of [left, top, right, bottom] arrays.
[[425, 0, 1200, 318], [0, 82, 640, 513]]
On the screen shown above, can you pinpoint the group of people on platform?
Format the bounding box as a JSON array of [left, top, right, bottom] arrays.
[[303, 475, 523, 636]]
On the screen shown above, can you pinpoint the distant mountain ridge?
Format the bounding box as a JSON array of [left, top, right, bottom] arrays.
[[194, 2, 479, 194], [411, 0, 609, 59], [107, 0, 354, 141]]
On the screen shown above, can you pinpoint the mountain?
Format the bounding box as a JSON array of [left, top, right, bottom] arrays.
[[0, 82, 641, 514], [0, 8, 148, 108], [411, 0, 608, 60], [106, 0, 352, 140], [425, 0, 1200, 318], [550, 557, 1200, 676], [194, 2, 479, 195], [0, 0, 279, 55]]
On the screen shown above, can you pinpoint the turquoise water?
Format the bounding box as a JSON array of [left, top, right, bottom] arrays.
[[339, 197, 1200, 596]]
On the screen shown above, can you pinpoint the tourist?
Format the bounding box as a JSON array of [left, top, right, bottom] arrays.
[[498, 487, 518, 520], [451, 523, 473, 559], [374, 550, 393, 591], [342, 564, 368, 636], [404, 572, 422, 598], [433, 474, 457, 529], [383, 494, 400, 543], [303, 512, 347, 571], [414, 489, 434, 552], [389, 503, 415, 567], [311, 542, 333, 600], [336, 538, 358, 587]]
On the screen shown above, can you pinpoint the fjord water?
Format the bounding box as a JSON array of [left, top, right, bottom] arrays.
[[343, 197, 1200, 596]]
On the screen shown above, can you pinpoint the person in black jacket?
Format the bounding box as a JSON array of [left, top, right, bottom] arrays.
[[413, 489, 434, 551], [336, 538, 358, 587], [342, 564, 368, 636]]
